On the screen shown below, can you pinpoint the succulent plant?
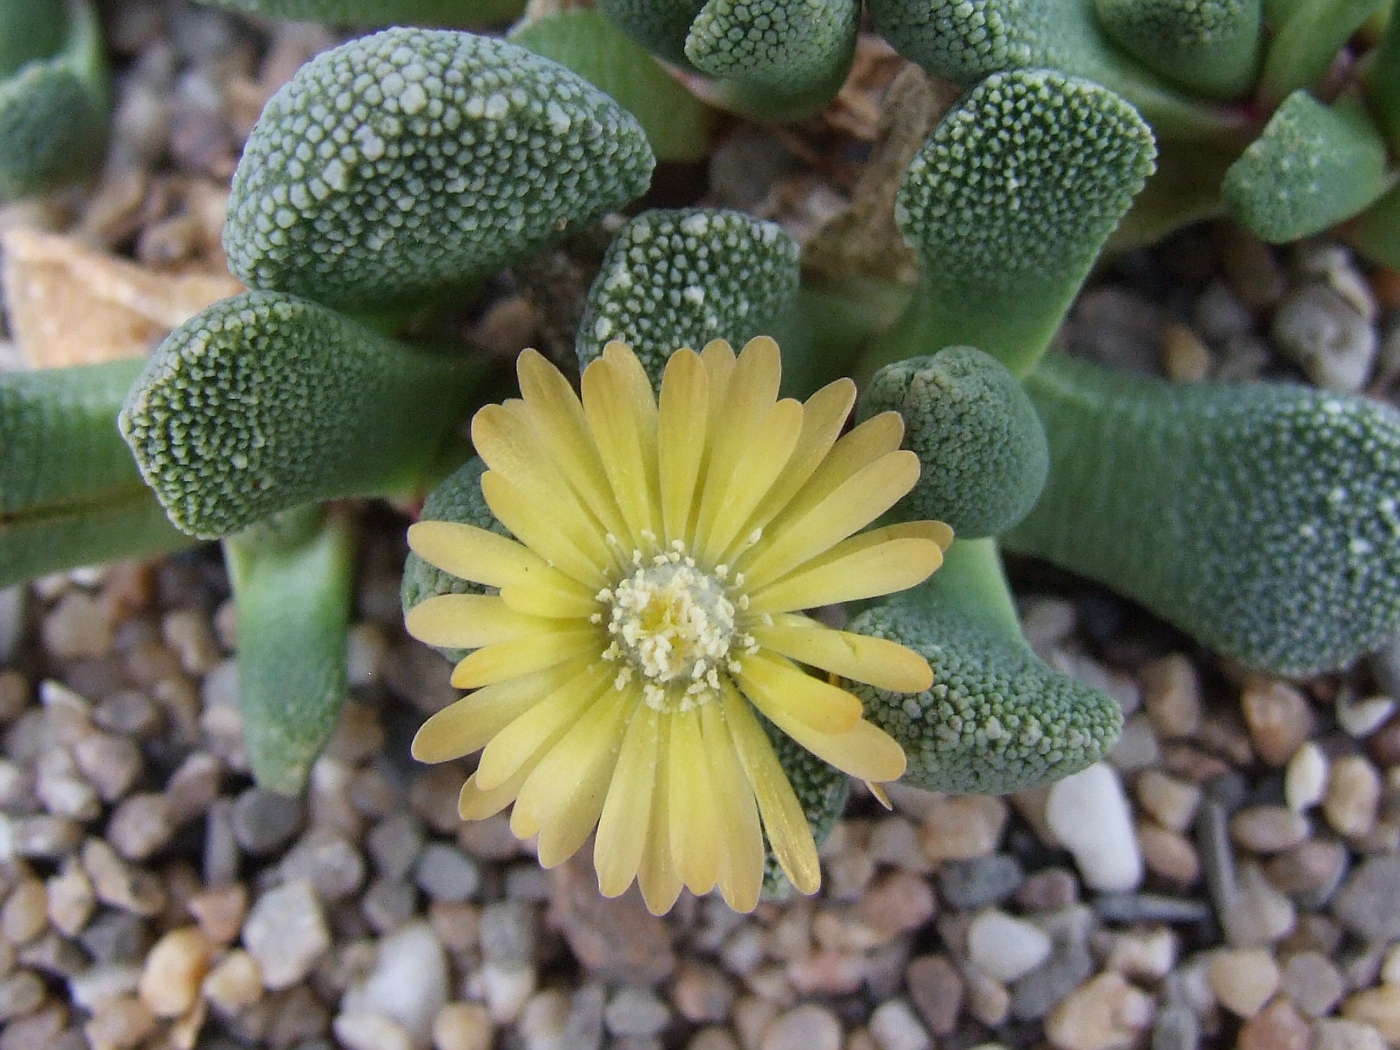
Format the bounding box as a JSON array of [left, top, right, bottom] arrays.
[[0, 0, 108, 200]]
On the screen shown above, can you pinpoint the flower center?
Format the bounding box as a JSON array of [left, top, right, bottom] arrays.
[[599, 545, 750, 711]]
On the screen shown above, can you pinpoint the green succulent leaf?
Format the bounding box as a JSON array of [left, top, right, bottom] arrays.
[[509, 9, 717, 163], [862, 69, 1156, 378], [1222, 90, 1395, 242], [861, 347, 1049, 540], [1344, 182, 1400, 269], [0, 361, 193, 588], [1093, 0, 1262, 99], [120, 291, 492, 540], [224, 28, 654, 310], [577, 209, 800, 387], [864, 0, 1247, 139], [1258, 0, 1387, 108], [1365, 5, 1400, 151], [597, 0, 707, 68], [225, 505, 356, 795], [0, 0, 107, 200], [849, 539, 1122, 795], [685, 0, 861, 118], [1008, 354, 1400, 676], [194, 0, 524, 26]]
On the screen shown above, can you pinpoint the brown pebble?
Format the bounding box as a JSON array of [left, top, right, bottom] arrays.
[[106, 793, 176, 861], [72, 734, 142, 804], [1135, 770, 1201, 833], [1, 881, 49, 946], [1238, 998, 1309, 1050], [1209, 948, 1280, 1018], [45, 860, 94, 937], [1161, 324, 1213, 382], [433, 1002, 493, 1050], [81, 839, 166, 917], [1015, 868, 1079, 911], [1241, 678, 1315, 767], [905, 954, 962, 1036], [84, 995, 156, 1050], [1230, 806, 1310, 853], [673, 963, 736, 1024], [1324, 755, 1382, 838], [138, 927, 214, 1018], [1141, 653, 1202, 738], [201, 950, 262, 1015], [548, 857, 674, 985], [852, 870, 935, 940], [42, 592, 115, 660], [920, 796, 1006, 862], [1343, 984, 1400, 1044], [428, 900, 479, 954], [1044, 972, 1153, 1050], [1137, 820, 1200, 885], [1263, 839, 1347, 898], [187, 883, 247, 945]]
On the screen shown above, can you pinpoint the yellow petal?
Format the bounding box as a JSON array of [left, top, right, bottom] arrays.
[[480, 471, 609, 589], [513, 685, 632, 860], [741, 450, 922, 588], [749, 536, 944, 614], [753, 615, 934, 692], [696, 398, 803, 564], [734, 377, 855, 551], [657, 349, 709, 545], [472, 660, 611, 789], [691, 340, 783, 559], [472, 402, 615, 571], [450, 625, 600, 689], [767, 709, 907, 783], [700, 701, 764, 912], [594, 702, 662, 897], [636, 713, 683, 915], [668, 709, 720, 895], [762, 410, 905, 538], [405, 594, 555, 649], [700, 339, 737, 428], [515, 349, 633, 545], [582, 343, 661, 543], [735, 651, 863, 735], [722, 685, 821, 896], [498, 578, 599, 620], [412, 658, 589, 763], [458, 768, 527, 820], [407, 520, 534, 587]]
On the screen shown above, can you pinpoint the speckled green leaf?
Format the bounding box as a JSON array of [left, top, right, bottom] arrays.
[[1093, 0, 1262, 98], [195, 0, 524, 26], [510, 9, 716, 163], [224, 28, 654, 309]]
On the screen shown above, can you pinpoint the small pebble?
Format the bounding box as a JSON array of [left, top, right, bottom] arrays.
[[1313, 1018, 1387, 1050], [1241, 678, 1314, 766], [334, 1012, 414, 1050], [0, 971, 44, 1021], [279, 828, 366, 903], [938, 855, 1023, 910], [432, 1003, 492, 1050], [967, 910, 1053, 983], [1015, 868, 1079, 911], [241, 879, 330, 990], [1282, 950, 1345, 1017], [1338, 695, 1396, 739], [138, 926, 213, 1018], [42, 592, 115, 660], [867, 999, 931, 1050], [1046, 764, 1143, 892], [919, 796, 1006, 862], [83, 995, 156, 1050], [1264, 839, 1348, 903], [672, 964, 735, 1024], [1100, 927, 1175, 981], [606, 988, 670, 1038], [1140, 654, 1202, 739], [45, 862, 94, 937], [1238, 997, 1309, 1050], [1043, 972, 1153, 1050], [414, 843, 480, 904], [761, 1003, 841, 1050], [1230, 805, 1310, 853], [2, 881, 49, 944], [72, 735, 142, 803], [905, 955, 962, 1036], [201, 949, 263, 1014], [1135, 770, 1201, 833], [106, 794, 175, 861], [232, 788, 304, 855], [1333, 854, 1400, 943], [1136, 822, 1200, 885], [1342, 984, 1400, 1044], [1271, 282, 1378, 392], [1324, 755, 1382, 838], [1161, 324, 1213, 382], [341, 922, 449, 1048], [1208, 948, 1280, 1018], [1285, 742, 1328, 812], [963, 967, 1011, 1028]]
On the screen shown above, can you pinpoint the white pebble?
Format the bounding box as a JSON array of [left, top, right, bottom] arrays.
[[341, 922, 448, 1048], [1285, 742, 1328, 811], [869, 998, 932, 1050], [966, 910, 1053, 983], [1338, 695, 1396, 739], [1046, 764, 1143, 892]]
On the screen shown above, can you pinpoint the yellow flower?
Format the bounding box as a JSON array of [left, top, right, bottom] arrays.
[[405, 337, 950, 913]]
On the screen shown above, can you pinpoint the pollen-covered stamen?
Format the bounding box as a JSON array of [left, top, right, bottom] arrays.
[[601, 550, 744, 710]]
